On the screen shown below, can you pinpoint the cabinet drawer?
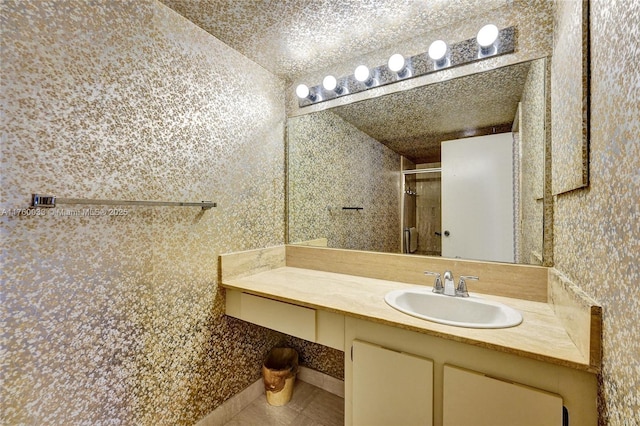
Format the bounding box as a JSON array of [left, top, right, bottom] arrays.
[[226, 290, 316, 342]]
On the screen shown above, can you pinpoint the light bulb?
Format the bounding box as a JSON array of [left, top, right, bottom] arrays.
[[322, 75, 337, 91], [388, 54, 405, 72], [354, 65, 370, 82], [428, 40, 448, 61], [477, 24, 499, 48], [296, 84, 310, 99]]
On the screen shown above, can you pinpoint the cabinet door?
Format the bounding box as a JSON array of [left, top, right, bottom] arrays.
[[443, 365, 563, 426], [352, 340, 433, 426]]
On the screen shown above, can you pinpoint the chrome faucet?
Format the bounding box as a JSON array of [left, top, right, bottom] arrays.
[[424, 270, 479, 297], [424, 271, 443, 294], [443, 271, 456, 296], [456, 275, 479, 297]]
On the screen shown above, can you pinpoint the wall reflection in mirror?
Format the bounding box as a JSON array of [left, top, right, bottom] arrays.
[[287, 58, 549, 265]]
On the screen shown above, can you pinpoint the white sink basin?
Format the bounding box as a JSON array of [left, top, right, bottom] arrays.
[[384, 288, 523, 329]]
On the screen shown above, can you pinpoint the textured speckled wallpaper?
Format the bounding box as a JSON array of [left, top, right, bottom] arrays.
[[287, 110, 401, 253], [1, 0, 286, 424], [518, 58, 547, 265], [552, 0, 640, 423]]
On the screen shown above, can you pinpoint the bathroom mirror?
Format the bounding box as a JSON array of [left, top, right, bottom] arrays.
[[551, 0, 590, 194], [287, 58, 550, 265]]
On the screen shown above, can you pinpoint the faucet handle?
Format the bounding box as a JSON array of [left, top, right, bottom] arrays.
[[456, 275, 479, 298], [424, 271, 444, 294]]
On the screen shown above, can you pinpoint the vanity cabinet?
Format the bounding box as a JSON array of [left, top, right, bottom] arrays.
[[352, 340, 433, 426], [225, 290, 595, 425], [220, 253, 598, 426], [345, 317, 596, 426]]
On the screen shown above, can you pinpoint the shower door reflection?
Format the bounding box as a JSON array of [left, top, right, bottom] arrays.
[[402, 167, 442, 256]]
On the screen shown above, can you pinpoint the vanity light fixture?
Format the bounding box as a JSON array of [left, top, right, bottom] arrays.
[[428, 39, 449, 68], [322, 75, 347, 95], [477, 24, 500, 57], [388, 53, 410, 78], [296, 83, 317, 101], [354, 65, 376, 87], [387, 53, 405, 72], [322, 75, 337, 91], [295, 25, 515, 107]]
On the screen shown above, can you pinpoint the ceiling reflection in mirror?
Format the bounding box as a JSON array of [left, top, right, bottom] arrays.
[[330, 61, 531, 164], [287, 59, 548, 265]]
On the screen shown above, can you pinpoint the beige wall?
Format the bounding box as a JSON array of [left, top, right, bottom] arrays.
[[552, 0, 640, 423], [0, 1, 286, 424]]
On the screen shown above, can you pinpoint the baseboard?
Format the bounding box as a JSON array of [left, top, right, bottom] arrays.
[[195, 367, 345, 425], [297, 366, 345, 398]]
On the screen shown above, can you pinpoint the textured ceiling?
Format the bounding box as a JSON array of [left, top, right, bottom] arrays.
[[160, 0, 532, 163], [160, 0, 508, 81], [331, 61, 532, 163]]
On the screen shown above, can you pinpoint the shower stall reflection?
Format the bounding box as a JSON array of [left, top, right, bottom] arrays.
[[402, 167, 442, 255]]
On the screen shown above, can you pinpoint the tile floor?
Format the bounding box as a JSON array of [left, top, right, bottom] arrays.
[[223, 380, 344, 426]]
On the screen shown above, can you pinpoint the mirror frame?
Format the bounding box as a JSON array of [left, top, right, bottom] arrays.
[[286, 58, 554, 266], [551, 0, 590, 194]]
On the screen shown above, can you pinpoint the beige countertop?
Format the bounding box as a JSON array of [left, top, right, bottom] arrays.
[[222, 266, 595, 373]]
